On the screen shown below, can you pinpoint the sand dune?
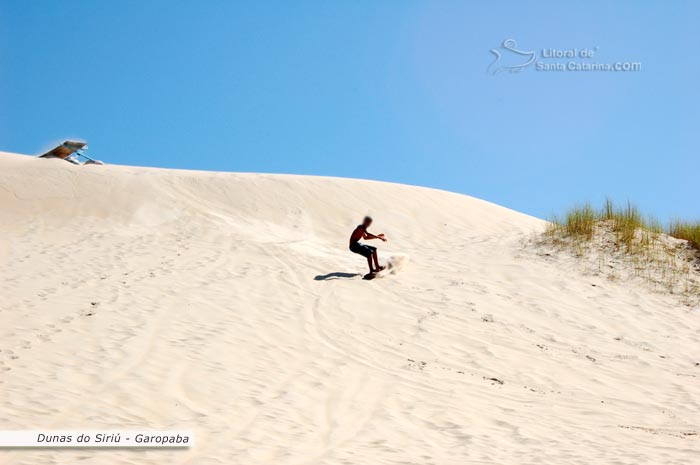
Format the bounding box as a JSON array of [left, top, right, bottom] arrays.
[[0, 152, 698, 465]]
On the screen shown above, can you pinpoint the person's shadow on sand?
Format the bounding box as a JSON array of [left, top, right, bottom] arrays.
[[314, 272, 361, 281]]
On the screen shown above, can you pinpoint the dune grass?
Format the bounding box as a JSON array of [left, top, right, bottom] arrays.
[[547, 200, 659, 252], [669, 220, 700, 251], [544, 200, 699, 304], [547, 199, 696, 251]]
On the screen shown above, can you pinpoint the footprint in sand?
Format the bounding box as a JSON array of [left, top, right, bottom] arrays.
[[418, 310, 439, 324]]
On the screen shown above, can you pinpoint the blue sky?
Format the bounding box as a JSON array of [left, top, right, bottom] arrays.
[[1, 1, 698, 220]]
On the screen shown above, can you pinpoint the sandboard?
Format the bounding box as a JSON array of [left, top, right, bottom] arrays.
[[363, 265, 387, 280], [361, 255, 408, 281]]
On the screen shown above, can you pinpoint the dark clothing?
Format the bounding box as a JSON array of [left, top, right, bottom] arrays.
[[349, 241, 376, 258]]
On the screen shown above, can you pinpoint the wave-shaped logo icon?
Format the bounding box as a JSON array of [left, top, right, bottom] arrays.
[[488, 39, 536, 75]]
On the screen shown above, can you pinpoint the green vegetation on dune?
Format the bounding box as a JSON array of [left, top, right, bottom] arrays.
[[548, 199, 698, 252], [543, 200, 699, 304], [669, 220, 700, 251]]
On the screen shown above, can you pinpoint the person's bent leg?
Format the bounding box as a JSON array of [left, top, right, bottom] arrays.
[[366, 256, 374, 273], [373, 250, 384, 271]]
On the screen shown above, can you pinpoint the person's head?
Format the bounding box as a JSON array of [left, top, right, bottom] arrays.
[[362, 216, 373, 227]]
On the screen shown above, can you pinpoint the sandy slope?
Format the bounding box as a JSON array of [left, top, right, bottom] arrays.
[[0, 152, 698, 465]]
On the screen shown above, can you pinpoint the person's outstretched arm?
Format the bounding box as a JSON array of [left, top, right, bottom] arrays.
[[363, 230, 387, 242]]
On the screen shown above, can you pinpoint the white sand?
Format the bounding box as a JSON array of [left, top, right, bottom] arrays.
[[0, 151, 698, 464]]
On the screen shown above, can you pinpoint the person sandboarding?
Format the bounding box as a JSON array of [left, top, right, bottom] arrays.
[[349, 216, 387, 279]]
